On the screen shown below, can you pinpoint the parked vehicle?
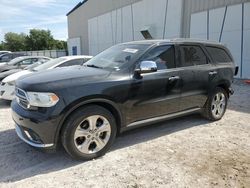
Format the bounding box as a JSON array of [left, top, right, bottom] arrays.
[[0, 56, 51, 80], [11, 39, 237, 160], [0, 59, 50, 82], [0, 52, 26, 63], [0, 56, 51, 72], [0, 51, 11, 56], [1, 56, 92, 100]]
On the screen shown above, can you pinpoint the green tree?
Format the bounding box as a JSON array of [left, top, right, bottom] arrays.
[[2, 29, 67, 51], [53, 40, 67, 50], [0, 42, 4, 50], [25, 29, 54, 50], [4, 32, 26, 51]]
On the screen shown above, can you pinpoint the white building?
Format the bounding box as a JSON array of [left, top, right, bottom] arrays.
[[67, 0, 250, 78]]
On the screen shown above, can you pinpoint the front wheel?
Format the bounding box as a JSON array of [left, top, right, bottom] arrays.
[[61, 105, 117, 160], [202, 87, 228, 121]]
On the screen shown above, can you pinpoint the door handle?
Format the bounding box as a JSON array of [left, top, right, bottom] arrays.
[[168, 76, 180, 81], [209, 71, 218, 76]]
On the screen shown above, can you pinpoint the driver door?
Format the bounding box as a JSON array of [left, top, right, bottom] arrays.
[[127, 45, 182, 124]]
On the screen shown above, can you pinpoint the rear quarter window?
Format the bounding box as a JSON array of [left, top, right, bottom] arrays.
[[206, 46, 232, 63]]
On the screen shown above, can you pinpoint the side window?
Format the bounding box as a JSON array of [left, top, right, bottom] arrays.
[[179, 45, 208, 67], [83, 58, 91, 63], [19, 59, 33, 65], [206, 46, 232, 63], [1, 54, 12, 61], [39, 58, 49, 63], [142, 45, 175, 70], [58, 59, 84, 67]]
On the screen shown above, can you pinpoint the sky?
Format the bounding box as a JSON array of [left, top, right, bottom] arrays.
[[0, 0, 81, 42]]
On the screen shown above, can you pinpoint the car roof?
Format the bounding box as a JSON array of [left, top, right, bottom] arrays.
[[0, 51, 11, 53], [59, 55, 93, 60], [14, 56, 51, 59], [123, 38, 224, 47]]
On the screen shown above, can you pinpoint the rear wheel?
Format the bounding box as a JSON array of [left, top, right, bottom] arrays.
[[202, 87, 228, 121], [61, 105, 117, 160]]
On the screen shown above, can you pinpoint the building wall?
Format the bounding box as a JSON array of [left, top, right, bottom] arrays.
[[189, 1, 250, 78], [67, 0, 141, 55], [67, 0, 250, 78], [67, 37, 81, 55], [87, 0, 183, 55], [181, 0, 250, 37]]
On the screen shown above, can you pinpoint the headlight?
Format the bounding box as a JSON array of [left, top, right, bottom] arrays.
[[26, 92, 59, 107]]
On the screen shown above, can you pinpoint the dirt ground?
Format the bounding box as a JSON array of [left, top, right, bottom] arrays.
[[0, 81, 249, 188]]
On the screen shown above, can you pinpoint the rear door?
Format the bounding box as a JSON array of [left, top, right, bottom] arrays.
[[206, 46, 235, 82], [177, 44, 215, 111]]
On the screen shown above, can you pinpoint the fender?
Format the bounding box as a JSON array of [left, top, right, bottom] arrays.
[[53, 97, 124, 146]]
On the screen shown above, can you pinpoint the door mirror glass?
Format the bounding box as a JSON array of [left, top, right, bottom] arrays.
[[136, 61, 157, 74]]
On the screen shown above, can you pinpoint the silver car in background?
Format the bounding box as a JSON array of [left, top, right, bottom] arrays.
[[0, 55, 92, 100]]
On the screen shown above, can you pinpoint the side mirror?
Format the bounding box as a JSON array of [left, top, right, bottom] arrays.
[[135, 61, 157, 74]]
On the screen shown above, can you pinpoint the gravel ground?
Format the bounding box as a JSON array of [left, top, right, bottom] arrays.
[[0, 81, 249, 188]]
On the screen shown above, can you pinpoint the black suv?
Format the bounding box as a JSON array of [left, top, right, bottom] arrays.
[[11, 39, 236, 160]]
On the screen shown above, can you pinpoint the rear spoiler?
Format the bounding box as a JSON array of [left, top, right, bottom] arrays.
[[235, 66, 239, 76]]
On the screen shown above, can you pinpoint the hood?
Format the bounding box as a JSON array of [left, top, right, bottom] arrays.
[[0, 69, 22, 80], [0, 65, 17, 72], [3, 70, 32, 83], [16, 66, 111, 91]]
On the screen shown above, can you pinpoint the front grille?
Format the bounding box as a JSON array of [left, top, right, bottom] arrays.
[[15, 88, 29, 109]]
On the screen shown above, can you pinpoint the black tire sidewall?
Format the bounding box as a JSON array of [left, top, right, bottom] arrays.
[[62, 105, 117, 160]]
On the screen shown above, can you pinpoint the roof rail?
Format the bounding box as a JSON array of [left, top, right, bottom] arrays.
[[171, 38, 221, 44]]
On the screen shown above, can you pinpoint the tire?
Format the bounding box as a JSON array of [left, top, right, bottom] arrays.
[[61, 105, 117, 160], [202, 87, 228, 121]]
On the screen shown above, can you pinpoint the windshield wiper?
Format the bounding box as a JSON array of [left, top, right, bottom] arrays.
[[85, 64, 103, 69]]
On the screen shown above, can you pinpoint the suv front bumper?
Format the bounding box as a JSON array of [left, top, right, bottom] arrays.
[[11, 100, 61, 150]]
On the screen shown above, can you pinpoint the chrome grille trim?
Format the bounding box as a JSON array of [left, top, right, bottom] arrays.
[[15, 87, 30, 109]]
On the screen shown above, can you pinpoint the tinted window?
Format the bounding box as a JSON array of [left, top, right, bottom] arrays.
[[58, 59, 84, 67], [19, 58, 38, 65], [142, 45, 175, 70], [179, 46, 208, 67], [38, 58, 50, 63], [1, 54, 12, 61], [206, 47, 232, 63]]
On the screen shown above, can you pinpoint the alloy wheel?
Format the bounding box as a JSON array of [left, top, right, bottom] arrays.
[[74, 115, 111, 154], [211, 92, 226, 118]]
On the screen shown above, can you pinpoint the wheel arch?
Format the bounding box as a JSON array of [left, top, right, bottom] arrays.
[[54, 96, 123, 147], [216, 80, 231, 97]]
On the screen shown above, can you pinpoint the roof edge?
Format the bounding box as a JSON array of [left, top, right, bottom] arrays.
[[66, 0, 88, 16]]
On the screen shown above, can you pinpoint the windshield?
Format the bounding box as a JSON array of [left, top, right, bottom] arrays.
[[7, 57, 25, 65], [33, 58, 66, 71], [85, 44, 151, 71]]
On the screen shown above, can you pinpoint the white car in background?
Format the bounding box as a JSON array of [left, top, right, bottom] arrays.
[[0, 51, 11, 56], [0, 55, 92, 100]]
